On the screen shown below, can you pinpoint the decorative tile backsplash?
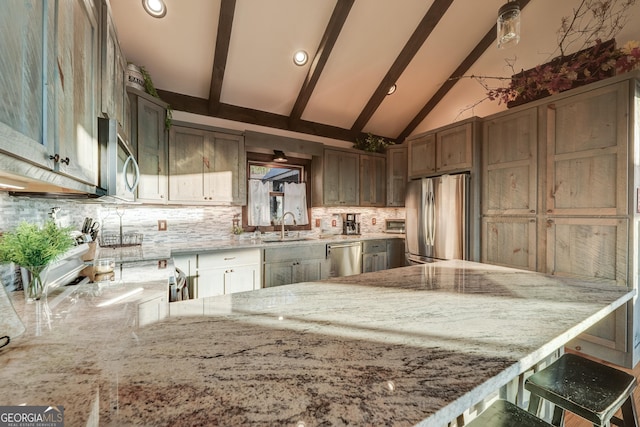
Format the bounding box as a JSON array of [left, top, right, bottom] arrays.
[[0, 192, 405, 289]]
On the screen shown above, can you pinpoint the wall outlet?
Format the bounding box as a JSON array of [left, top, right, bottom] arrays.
[[332, 219, 337, 227], [315, 218, 320, 227], [158, 219, 167, 231], [372, 218, 376, 225]]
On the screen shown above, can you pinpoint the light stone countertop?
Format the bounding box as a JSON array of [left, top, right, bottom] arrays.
[[0, 260, 633, 426], [94, 233, 403, 262]]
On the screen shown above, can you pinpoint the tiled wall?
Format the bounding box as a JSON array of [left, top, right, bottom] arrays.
[[0, 192, 405, 289]]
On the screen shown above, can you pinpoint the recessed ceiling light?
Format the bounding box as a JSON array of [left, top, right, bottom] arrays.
[[293, 50, 308, 66], [387, 84, 397, 95], [142, 0, 167, 18]]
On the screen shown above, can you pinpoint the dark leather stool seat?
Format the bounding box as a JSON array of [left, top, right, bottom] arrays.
[[525, 353, 638, 426], [465, 399, 553, 426]]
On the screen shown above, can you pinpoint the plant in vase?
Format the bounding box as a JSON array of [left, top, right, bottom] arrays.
[[0, 221, 74, 301]]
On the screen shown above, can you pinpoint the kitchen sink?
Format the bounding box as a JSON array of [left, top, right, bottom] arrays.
[[260, 237, 316, 243]]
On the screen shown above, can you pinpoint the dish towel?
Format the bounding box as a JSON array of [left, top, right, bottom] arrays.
[[248, 179, 271, 226], [283, 182, 309, 225]]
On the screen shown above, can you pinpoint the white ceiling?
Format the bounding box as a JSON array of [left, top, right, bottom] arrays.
[[109, 0, 640, 144]]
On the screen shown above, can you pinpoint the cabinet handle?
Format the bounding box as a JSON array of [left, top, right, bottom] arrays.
[[224, 257, 236, 261], [49, 154, 70, 165]]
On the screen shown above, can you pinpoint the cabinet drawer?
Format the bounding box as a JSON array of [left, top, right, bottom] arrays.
[[264, 244, 326, 262], [197, 249, 261, 267], [362, 240, 387, 254]]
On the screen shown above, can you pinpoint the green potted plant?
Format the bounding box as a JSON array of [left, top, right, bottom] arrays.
[[353, 133, 395, 153], [0, 221, 75, 301]]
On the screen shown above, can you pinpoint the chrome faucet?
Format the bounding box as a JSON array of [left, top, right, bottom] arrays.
[[280, 211, 297, 239]]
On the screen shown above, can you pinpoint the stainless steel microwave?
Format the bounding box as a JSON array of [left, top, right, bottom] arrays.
[[98, 118, 139, 202], [385, 219, 405, 234]]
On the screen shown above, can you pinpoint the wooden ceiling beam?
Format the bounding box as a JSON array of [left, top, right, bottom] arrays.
[[158, 89, 364, 142], [289, 0, 355, 125], [350, 0, 454, 134], [397, 0, 531, 142], [208, 0, 236, 114]]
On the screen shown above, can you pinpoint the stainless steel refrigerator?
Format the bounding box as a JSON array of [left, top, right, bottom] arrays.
[[405, 173, 469, 264]]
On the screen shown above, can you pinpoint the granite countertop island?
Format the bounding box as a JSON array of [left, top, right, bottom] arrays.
[[0, 260, 633, 426]]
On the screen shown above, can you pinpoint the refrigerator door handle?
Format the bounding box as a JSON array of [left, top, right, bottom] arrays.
[[424, 179, 435, 246]]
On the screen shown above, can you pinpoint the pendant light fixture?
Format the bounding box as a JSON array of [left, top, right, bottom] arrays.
[[497, 0, 521, 49], [273, 150, 288, 163]]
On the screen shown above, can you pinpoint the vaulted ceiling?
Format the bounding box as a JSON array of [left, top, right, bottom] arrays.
[[109, 0, 640, 145]]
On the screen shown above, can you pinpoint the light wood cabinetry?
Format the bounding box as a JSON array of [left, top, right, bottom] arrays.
[[386, 238, 406, 268], [407, 120, 475, 179], [322, 148, 360, 206], [100, 0, 128, 139], [481, 108, 538, 271], [480, 75, 640, 367], [168, 124, 246, 205], [54, 0, 100, 185], [0, 0, 99, 186], [362, 240, 387, 273], [359, 153, 386, 207], [316, 147, 387, 207], [386, 145, 407, 207], [263, 244, 329, 287], [408, 134, 436, 178], [129, 88, 168, 202]]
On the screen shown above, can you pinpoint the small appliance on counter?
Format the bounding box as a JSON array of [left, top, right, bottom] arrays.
[[342, 213, 360, 235], [384, 219, 405, 234]]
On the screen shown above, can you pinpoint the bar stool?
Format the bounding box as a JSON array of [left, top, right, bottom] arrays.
[[465, 399, 553, 426], [525, 353, 638, 426]]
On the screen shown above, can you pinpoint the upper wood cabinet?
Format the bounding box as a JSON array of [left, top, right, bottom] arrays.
[[0, 0, 101, 189], [546, 83, 628, 216], [359, 153, 386, 207], [386, 145, 407, 207], [129, 88, 168, 203], [168, 124, 246, 205], [0, 2, 52, 169], [100, 0, 128, 139], [408, 134, 436, 178], [407, 120, 475, 179], [322, 148, 360, 206], [54, 0, 101, 185], [482, 108, 538, 216]]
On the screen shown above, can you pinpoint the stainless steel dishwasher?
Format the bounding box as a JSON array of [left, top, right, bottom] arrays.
[[327, 241, 362, 278]]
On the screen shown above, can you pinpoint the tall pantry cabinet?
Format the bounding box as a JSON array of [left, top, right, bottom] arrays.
[[481, 72, 640, 368]]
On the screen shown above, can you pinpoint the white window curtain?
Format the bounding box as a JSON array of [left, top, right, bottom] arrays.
[[283, 182, 308, 225], [248, 179, 271, 226]]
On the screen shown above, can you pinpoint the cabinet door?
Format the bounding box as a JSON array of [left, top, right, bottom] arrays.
[[386, 146, 407, 207], [546, 217, 628, 285], [169, 126, 207, 202], [408, 134, 436, 178], [138, 294, 168, 327], [196, 267, 225, 298], [483, 109, 537, 215], [482, 216, 537, 271], [362, 253, 387, 273], [135, 95, 167, 202], [209, 132, 245, 204], [436, 123, 472, 173], [359, 154, 385, 207], [224, 264, 259, 294], [101, 0, 127, 137], [546, 83, 628, 216], [293, 259, 327, 283], [0, 1, 53, 169], [264, 262, 294, 288], [323, 149, 359, 206], [56, 0, 99, 185]]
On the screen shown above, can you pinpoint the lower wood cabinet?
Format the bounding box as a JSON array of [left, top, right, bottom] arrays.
[[362, 239, 388, 273], [481, 217, 537, 271], [263, 244, 329, 287]]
